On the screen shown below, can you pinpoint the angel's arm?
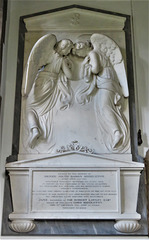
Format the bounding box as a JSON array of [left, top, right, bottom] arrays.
[[62, 57, 73, 79], [88, 51, 103, 74], [80, 51, 102, 81]]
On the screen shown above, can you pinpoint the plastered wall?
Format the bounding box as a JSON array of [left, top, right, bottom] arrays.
[[0, 0, 148, 239]]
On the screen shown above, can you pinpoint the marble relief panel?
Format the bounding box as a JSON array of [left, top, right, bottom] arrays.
[[19, 32, 130, 158]]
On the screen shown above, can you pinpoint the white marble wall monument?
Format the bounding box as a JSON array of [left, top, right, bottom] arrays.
[[6, 7, 144, 234]]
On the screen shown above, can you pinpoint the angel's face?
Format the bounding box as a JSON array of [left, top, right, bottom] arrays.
[[72, 42, 89, 57], [57, 40, 73, 56]]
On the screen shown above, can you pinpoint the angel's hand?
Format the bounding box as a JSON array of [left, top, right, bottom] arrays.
[[62, 57, 73, 79], [63, 57, 73, 70]]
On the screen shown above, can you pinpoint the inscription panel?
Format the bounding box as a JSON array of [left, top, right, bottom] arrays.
[[31, 169, 120, 213]]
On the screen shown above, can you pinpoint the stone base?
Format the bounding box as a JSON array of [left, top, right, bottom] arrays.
[[114, 220, 141, 233], [9, 219, 142, 233], [6, 152, 144, 234], [9, 220, 35, 233]]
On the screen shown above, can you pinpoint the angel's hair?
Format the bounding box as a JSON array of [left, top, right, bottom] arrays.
[[54, 39, 72, 52], [85, 40, 92, 49], [72, 40, 93, 56], [73, 40, 92, 49]]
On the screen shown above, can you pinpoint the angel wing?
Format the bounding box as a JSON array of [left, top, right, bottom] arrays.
[[22, 34, 57, 97], [90, 33, 129, 97]]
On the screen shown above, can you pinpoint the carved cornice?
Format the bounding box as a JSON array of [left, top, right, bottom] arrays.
[[23, 7, 126, 32]]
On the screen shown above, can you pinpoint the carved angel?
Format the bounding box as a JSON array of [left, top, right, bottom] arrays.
[[72, 33, 130, 153], [22, 34, 73, 149]]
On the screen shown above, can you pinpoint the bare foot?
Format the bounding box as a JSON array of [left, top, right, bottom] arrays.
[[113, 130, 123, 149], [29, 128, 40, 149]]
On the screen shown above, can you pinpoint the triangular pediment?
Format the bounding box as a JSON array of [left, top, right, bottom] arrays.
[[6, 152, 144, 169], [23, 6, 126, 31]]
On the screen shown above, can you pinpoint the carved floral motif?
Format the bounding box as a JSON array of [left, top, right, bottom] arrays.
[[56, 141, 95, 154]]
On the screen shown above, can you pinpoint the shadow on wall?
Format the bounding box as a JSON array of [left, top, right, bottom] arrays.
[[136, 57, 149, 156]]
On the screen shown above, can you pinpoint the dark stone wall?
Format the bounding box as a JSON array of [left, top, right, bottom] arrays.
[[0, 0, 7, 108], [145, 150, 149, 234]]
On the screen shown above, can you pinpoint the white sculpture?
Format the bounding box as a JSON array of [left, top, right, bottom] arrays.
[[72, 34, 129, 152], [22, 34, 73, 149], [21, 33, 130, 154], [9, 35, 143, 235]]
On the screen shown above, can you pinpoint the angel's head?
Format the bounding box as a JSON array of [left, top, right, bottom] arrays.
[[72, 41, 92, 57], [55, 39, 73, 56]]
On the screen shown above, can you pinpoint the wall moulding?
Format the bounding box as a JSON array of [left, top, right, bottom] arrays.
[[2, 4, 148, 237], [23, 7, 126, 31]]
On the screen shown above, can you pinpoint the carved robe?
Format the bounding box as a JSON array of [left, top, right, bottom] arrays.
[[26, 53, 72, 151], [94, 53, 129, 152]]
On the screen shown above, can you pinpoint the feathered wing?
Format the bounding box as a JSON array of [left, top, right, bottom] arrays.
[[22, 34, 57, 97], [90, 33, 130, 153], [90, 33, 129, 97]]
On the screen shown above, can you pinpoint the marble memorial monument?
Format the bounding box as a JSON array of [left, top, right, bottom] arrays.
[[5, 6, 144, 235]]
